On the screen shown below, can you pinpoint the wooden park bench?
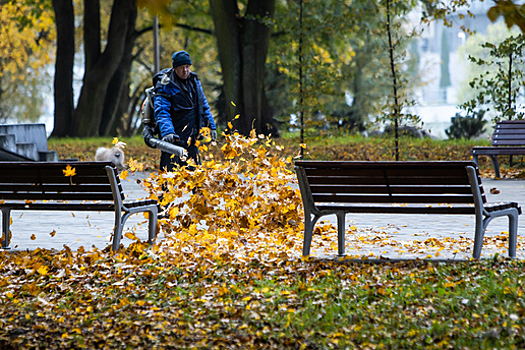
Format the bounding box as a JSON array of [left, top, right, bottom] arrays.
[[0, 162, 158, 252], [472, 120, 525, 178], [295, 161, 521, 259]]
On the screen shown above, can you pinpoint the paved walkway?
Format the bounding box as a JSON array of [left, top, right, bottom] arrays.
[[2, 173, 525, 260]]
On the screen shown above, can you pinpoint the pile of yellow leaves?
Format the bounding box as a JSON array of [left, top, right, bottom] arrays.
[[140, 129, 305, 265]]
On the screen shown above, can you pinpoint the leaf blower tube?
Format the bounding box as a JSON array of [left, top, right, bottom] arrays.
[[142, 124, 187, 159]]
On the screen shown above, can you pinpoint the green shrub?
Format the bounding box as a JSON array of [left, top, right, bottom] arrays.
[[445, 110, 487, 140]]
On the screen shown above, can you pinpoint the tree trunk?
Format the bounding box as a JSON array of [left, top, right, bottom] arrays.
[[99, 65, 126, 136], [209, 0, 277, 136], [51, 0, 75, 137], [74, 0, 136, 137], [83, 0, 101, 72], [100, 8, 138, 136]]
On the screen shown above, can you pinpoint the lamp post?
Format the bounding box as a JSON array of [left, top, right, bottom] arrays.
[[153, 16, 160, 73]]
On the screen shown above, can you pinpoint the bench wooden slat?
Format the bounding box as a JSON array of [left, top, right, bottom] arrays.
[[297, 160, 471, 167], [1, 202, 115, 211], [306, 176, 472, 186], [494, 131, 525, 134], [0, 175, 112, 184], [0, 184, 113, 193], [472, 147, 525, 154], [494, 129, 525, 134], [312, 194, 475, 204], [0, 161, 111, 171], [493, 140, 525, 145], [302, 167, 468, 178], [493, 133, 525, 138], [309, 184, 474, 194], [0, 193, 115, 201], [317, 204, 476, 215]]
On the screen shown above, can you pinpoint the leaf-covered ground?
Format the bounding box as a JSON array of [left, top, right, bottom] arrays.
[[2, 248, 525, 349], [1, 132, 525, 348]]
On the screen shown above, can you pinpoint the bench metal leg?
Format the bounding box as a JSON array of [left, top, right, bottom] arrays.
[[303, 211, 347, 257], [147, 207, 158, 244], [485, 210, 519, 258], [473, 213, 485, 259], [112, 210, 124, 252], [303, 211, 320, 257], [473, 208, 519, 259], [508, 212, 518, 258], [489, 155, 500, 178], [112, 204, 159, 252], [336, 211, 346, 257], [1, 208, 11, 249], [473, 154, 501, 178]]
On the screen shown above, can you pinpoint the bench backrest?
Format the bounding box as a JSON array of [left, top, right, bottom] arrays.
[[492, 120, 525, 146], [295, 161, 485, 207], [0, 162, 124, 202]]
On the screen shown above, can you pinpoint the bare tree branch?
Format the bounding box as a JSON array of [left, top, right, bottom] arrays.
[[175, 23, 213, 35]]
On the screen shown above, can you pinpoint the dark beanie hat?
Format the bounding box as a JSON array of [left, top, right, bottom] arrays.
[[172, 51, 192, 68]]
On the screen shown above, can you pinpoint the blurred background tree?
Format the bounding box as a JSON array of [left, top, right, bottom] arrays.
[[0, 1, 55, 123], [459, 32, 525, 122]]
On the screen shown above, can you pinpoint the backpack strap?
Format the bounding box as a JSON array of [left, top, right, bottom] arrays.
[[160, 70, 171, 85], [153, 68, 173, 87]]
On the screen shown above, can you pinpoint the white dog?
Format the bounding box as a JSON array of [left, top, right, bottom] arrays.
[[95, 141, 127, 170]]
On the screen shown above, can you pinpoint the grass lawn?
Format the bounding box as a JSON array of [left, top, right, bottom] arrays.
[[47, 133, 525, 177], [1, 250, 524, 349]]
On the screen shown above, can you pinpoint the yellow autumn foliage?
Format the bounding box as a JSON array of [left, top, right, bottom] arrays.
[[0, 1, 55, 82]]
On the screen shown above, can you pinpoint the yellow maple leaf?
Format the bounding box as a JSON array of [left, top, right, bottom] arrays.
[[62, 165, 76, 177], [112, 137, 119, 145], [119, 170, 129, 180], [49, 230, 56, 237], [37, 265, 48, 276]]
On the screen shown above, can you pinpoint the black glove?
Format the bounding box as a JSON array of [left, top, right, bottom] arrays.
[[162, 133, 180, 144], [211, 129, 217, 142]]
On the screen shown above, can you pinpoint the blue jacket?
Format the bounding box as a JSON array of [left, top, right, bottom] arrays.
[[153, 70, 216, 143]]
